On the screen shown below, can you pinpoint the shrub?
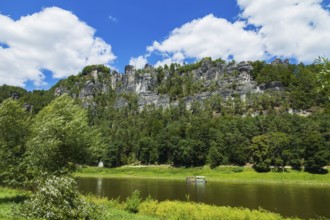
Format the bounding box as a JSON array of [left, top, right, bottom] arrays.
[[253, 162, 271, 173], [139, 200, 297, 220], [17, 175, 98, 220], [125, 190, 142, 213], [232, 166, 244, 173]]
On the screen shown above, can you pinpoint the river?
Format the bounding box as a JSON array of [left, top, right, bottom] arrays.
[[77, 177, 330, 219]]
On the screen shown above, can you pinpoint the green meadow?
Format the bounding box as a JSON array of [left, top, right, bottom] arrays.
[[75, 166, 330, 186]]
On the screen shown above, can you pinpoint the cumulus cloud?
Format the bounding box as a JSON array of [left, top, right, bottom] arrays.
[[154, 52, 186, 67], [238, 0, 330, 63], [0, 7, 116, 87], [145, 0, 330, 66], [147, 14, 265, 65], [129, 55, 148, 69]]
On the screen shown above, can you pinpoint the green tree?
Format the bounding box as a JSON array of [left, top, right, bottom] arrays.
[[26, 95, 93, 176], [303, 131, 329, 174], [250, 132, 290, 172], [138, 137, 158, 164], [207, 141, 223, 169], [0, 99, 29, 186], [0, 85, 28, 103], [224, 130, 248, 166], [315, 57, 330, 101], [103, 141, 126, 167]]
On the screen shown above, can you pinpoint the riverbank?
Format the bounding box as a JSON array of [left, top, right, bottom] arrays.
[[75, 166, 330, 186], [0, 187, 155, 220], [0, 187, 299, 220]]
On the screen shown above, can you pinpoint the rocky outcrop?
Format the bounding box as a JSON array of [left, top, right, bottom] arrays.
[[55, 60, 284, 110], [110, 60, 277, 109], [23, 103, 33, 112], [271, 58, 289, 66], [258, 81, 283, 91], [11, 93, 19, 100]]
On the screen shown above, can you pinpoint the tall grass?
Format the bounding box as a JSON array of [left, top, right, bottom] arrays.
[[139, 200, 300, 220], [87, 192, 300, 220]]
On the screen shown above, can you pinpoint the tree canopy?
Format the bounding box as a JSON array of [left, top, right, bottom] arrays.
[[26, 95, 94, 176]]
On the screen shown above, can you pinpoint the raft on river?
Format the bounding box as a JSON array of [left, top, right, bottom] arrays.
[[186, 176, 207, 183]]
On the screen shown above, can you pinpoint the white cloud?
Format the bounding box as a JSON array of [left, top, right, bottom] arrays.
[[129, 55, 148, 69], [154, 52, 186, 67], [147, 14, 265, 64], [0, 7, 116, 88], [237, 0, 330, 63], [145, 0, 330, 65]]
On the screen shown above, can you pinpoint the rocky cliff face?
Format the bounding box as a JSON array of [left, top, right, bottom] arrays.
[[55, 60, 283, 110]]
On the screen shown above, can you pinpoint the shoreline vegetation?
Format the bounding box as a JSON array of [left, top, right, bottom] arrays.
[[2, 165, 328, 219], [75, 165, 330, 186], [0, 187, 301, 220]]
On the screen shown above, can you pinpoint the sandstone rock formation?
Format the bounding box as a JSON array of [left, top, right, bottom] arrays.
[[54, 60, 283, 110]]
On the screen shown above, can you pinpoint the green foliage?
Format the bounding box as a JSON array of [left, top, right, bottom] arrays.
[[125, 190, 142, 213], [18, 175, 98, 220], [232, 166, 244, 172], [250, 132, 290, 172], [82, 64, 110, 75], [315, 57, 330, 100], [138, 137, 158, 164], [156, 67, 165, 84], [90, 89, 330, 171], [289, 66, 319, 109], [250, 60, 266, 80], [256, 63, 295, 86], [303, 132, 329, 174], [139, 200, 298, 220], [0, 85, 28, 103], [176, 58, 206, 73], [26, 95, 94, 176], [0, 187, 29, 220], [21, 90, 54, 114], [207, 141, 223, 169], [0, 99, 29, 186], [0, 85, 54, 114]]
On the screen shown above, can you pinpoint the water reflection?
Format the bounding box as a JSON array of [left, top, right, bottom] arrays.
[[186, 182, 206, 201], [77, 177, 330, 219], [96, 178, 102, 195]]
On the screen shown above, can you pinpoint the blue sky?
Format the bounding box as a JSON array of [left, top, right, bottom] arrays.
[[0, 0, 330, 90]]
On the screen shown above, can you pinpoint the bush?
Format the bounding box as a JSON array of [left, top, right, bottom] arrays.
[[82, 65, 110, 75], [253, 162, 271, 173], [125, 190, 142, 213], [232, 166, 244, 173], [17, 175, 98, 220]]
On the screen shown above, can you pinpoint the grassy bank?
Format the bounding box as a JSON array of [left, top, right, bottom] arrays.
[[0, 187, 29, 220], [0, 186, 155, 220], [0, 187, 298, 220], [91, 196, 300, 220], [75, 166, 330, 186]]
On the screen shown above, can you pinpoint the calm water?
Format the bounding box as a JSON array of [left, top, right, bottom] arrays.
[[77, 177, 330, 219]]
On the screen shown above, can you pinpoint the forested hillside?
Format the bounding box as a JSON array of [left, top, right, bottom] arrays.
[[0, 58, 329, 177]]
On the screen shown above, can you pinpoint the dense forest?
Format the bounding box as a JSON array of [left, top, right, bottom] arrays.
[[0, 57, 329, 188]]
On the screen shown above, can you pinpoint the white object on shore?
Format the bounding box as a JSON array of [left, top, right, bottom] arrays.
[[98, 161, 104, 167]]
